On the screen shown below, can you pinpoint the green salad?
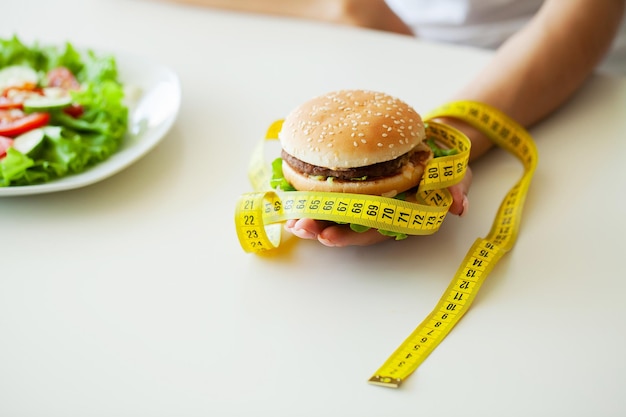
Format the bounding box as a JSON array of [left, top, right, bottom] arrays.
[[0, 35, 128, 187]]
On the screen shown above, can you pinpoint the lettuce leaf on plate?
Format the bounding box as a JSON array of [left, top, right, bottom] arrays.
[[0, 35, 128, 187]]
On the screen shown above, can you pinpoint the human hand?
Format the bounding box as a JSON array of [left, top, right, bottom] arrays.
[[284, 167, 473, 247]]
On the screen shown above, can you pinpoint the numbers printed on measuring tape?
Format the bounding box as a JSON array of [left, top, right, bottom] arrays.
[[235, 189, 455, 253], [368, 238, 506, 388], [234, 100, 538, 389], [367, 101, 537, 388], [419, 124, 469, 190], [430, 102, 537, 172]]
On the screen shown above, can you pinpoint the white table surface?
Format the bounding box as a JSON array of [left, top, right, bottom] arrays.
[[3, 1, 626, 416]]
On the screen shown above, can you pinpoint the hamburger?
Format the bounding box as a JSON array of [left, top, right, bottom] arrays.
[[277, 89, 433, 197]]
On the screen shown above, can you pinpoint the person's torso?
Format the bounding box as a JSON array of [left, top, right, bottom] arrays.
[[384, 0, 544, 48], [385, 0, 625, 75]]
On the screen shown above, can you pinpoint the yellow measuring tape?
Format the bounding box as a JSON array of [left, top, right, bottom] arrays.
[[234, 100, 537, 388], [237, 120, 470, 251]]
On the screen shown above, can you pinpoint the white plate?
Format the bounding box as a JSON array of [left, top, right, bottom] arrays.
[[0, 51, 181, 197]]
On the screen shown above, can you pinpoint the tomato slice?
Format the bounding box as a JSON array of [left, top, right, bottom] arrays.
[[0, 135, 13, 158], [46, 67, 80, 90], [1, 85, 43, 109], [0, 97, 23, 110], [63, 103, 84, 118], [0, 110, 50, 137]]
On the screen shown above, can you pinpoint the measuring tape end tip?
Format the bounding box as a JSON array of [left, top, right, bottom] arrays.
[[368, 375, 402, 389]]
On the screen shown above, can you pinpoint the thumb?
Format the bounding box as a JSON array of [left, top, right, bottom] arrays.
[[447, 166, 472, 216]]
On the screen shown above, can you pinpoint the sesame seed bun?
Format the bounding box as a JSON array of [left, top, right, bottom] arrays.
[[278, 89, 432, 197]]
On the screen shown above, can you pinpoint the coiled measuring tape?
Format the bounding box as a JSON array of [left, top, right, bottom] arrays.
[[237, 120, 470, 251], [234, 100, 537, 388]]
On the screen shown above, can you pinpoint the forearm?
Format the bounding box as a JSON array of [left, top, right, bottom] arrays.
[[164, 0, 338, 20], [163, 0, 412, 33], [444, 0, 625, 161]]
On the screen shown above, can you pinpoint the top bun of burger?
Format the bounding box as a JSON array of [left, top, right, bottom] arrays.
[[278, 89, 433, 197]]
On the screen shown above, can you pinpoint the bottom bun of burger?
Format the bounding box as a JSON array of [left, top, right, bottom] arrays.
[[278, 89, 433, 197]]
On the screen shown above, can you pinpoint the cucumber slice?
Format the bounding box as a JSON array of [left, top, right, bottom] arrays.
[[43, 125, 62, 139], [0, 65, 39, 90], [23, 95, 72, 112], [12, 128, 45, 156]]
